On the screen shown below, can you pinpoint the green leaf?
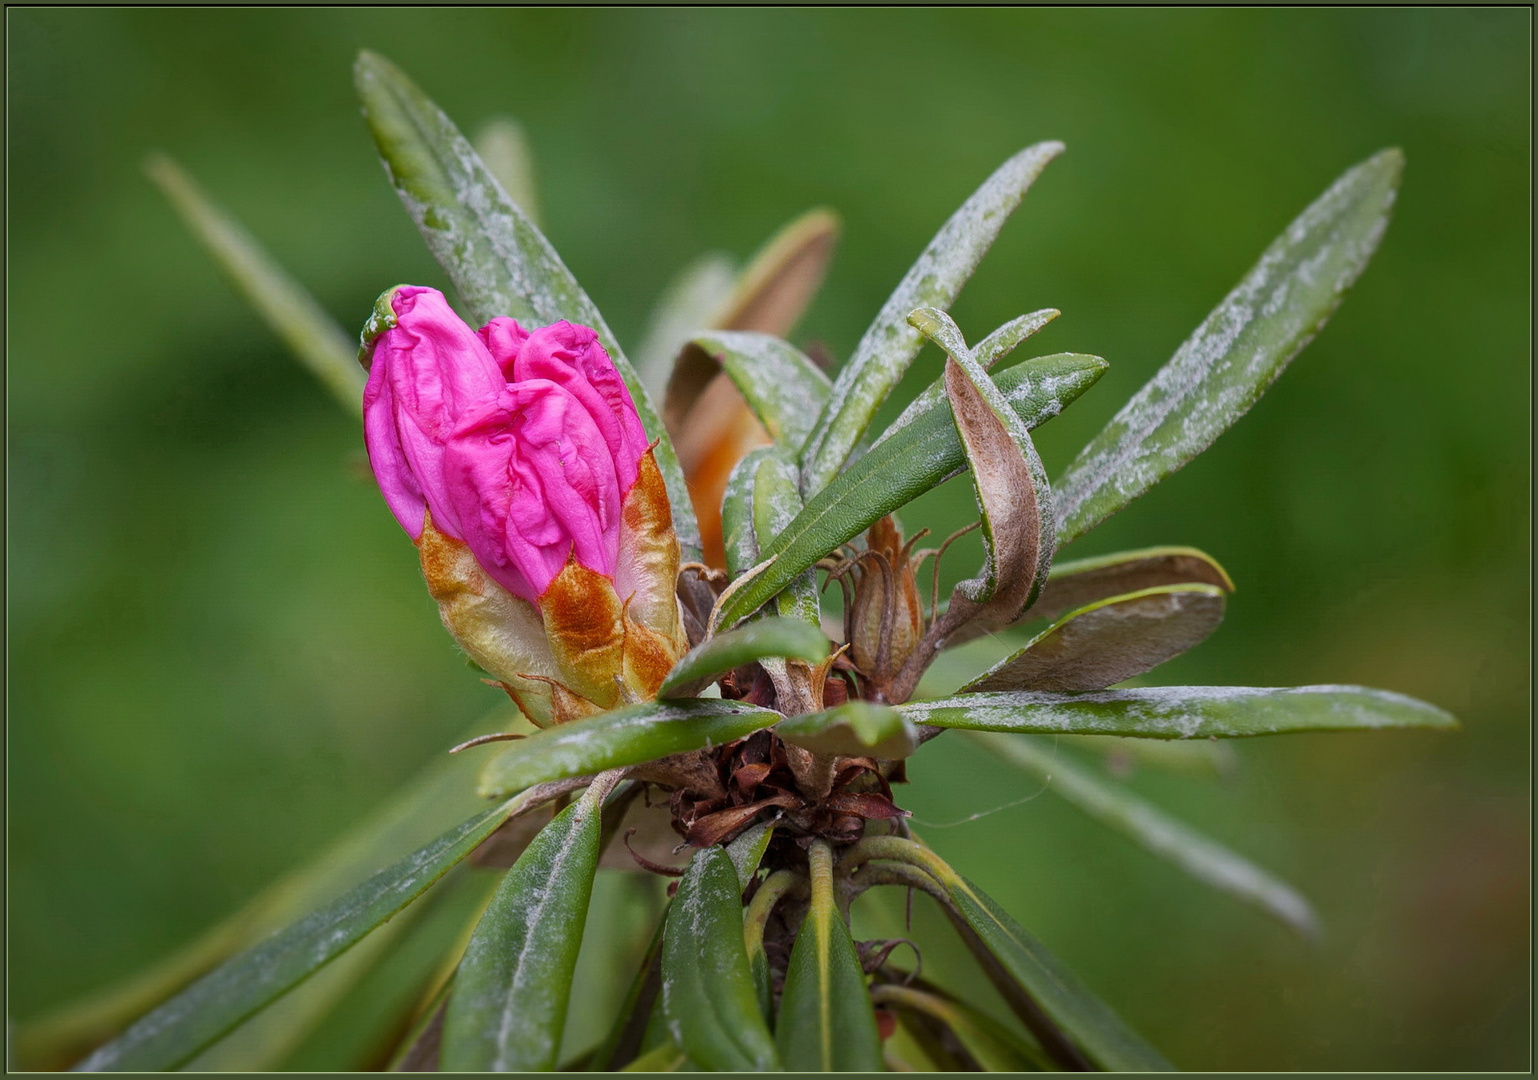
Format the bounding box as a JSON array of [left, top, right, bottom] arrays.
[[352, 50, 700, 561], [912, 307, 1054, 633], [661, 847, 780, 1071], [777, 701, 918, 759], [713, 352, 1106, 630], [471, 116, 541, 227], [143, 154, 364, 416], [658, 618, 829, 699], [15, 709, 506, 1070], [775, 841, 884, 1071], [278, 868, 498, 1071], [725, 822, 776, 891], [442, 777, 615, 1071], [969, 732, 1318, 938], [721, 447, 776, 578], [900, 684, 1459, 738], [799, 141, 1064, 494], [75, 791, 548, 1072], [750, 450, 821, 625], [930, 864, 1171, 1070], [881, 308, 1058, 439], [1053, 149, 1404, 545], [477, 699, 782, 798], [960, 584, 1226, 693], [669, 333, 831, 453]]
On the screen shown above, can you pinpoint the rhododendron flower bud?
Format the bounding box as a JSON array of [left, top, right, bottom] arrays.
[[847, 516, 924, 697], [361, 286, 687, 724]]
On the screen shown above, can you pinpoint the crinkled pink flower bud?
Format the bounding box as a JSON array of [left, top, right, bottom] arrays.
[[362, 285, 505, 540], [444, 320, 649, 603], [360, 286, 687, 724]]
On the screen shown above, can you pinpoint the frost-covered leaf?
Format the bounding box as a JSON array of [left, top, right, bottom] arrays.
[[961, 584, 1226, 693], [881, 308, 1059, 440], [353, 50, 700, 560], [970, 732, 1318, 937], [442, 777, 616, 1071], [720, 449, 821, 625], [799, 142, 1065, 494], [470, 116, 540, 227], [901, 684, 1458, 738], [775, 842, 883, 1071], [144, 155, 364, 415], [1054, 149, 1404, 545], [777, 701, 918, 759], [668, 332, 831, 453], [658, 618, 829, 699], [725, 822, 776, 891], [661, 847, 779, 1071], [75, 790, 554, 1072], [713, 352, 1105, 630], [477, 699, 782, 798]]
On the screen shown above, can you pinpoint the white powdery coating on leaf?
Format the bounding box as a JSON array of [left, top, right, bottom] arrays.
[[481, 702, 775, 794], [1053, 153, 1399, 543], [801, 142, 1064, 492], [904, 683, 1451, 739]]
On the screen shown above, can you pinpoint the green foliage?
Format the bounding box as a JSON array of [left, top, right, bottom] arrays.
[[37, 37, 1481, 1076]]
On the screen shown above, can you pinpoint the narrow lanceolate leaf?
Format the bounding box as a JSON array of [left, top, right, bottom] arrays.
[[913, 307, 1055, 631], [776, 842, 884, 1071], [75, 791, 551, 1072], [800, 141, 1064, 494], [442, 776, 616, 1071], [471, 117, 541, 227], [144, 155, 364, 415], [1054, 149, 1404, 545], [352, 50, 700, 560], [901, 684, 1458, 739], [661, 848, 780, 1071], [715, 352, 1105, 630], [725, 822, 776, 891], [971, 732, 1318, 937], [938, 871, 1172, 1071], [721, 448, 775, 578], [751, 450, 821, 625], [659, 618, 828, 698], [882, 308, 1058, 440], [477, 699, 781, 798], [777, 701, 918, 759], [17, 710, 504, 1071], [961, 584, 1226, 693], [668, 332, 831, 453]]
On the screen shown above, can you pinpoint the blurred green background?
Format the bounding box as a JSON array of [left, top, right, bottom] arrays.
[[8, 7, 1529, 1070]]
